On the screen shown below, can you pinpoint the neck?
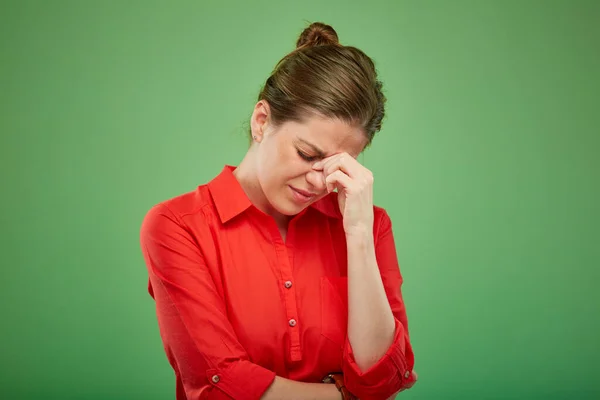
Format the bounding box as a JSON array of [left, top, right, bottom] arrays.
[[233, 150, 291, 230]]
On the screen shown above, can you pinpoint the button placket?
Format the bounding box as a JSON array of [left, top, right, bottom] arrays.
[[272, 222, 302, 361]]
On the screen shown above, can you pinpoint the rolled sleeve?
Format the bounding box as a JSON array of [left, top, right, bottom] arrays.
[[342, 318, 415, 400], [204, 361, 275, 399]]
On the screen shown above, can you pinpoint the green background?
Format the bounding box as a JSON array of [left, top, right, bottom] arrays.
[[1, 0, 598, 399]]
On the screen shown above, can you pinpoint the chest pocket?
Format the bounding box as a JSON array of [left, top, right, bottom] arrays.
[[320, 276, 348, 347]]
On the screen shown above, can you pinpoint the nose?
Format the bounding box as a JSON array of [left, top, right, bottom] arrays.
[[305, 170, 326, 193]]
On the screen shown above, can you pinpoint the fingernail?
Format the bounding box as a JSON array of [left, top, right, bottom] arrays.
[[312, 161, 321, 169]]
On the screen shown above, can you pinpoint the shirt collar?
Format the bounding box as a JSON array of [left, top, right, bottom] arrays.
[[208, 165, 342, 223], [207, 166, 253, 223]]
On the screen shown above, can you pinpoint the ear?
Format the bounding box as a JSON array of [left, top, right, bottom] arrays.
[[250, 100, 271, 142]]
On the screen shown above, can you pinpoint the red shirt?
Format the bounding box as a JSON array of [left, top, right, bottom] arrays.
[[140, 166, 416, 400]]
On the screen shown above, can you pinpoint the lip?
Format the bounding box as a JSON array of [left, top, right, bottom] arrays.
[[289, 186, 316, 203]]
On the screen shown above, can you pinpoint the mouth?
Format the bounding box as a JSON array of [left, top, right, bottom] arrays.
[[289, 186, 317, 203]]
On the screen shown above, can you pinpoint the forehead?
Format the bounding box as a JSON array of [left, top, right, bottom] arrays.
[[283, 115, 368, 157]]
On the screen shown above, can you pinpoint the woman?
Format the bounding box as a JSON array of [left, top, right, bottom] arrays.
[[140, 22, 417, 400]]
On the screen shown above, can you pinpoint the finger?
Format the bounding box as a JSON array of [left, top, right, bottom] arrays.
[[325, 169, 353, 193], [311, 153, 339, 171], [322, 153, 360, 179]]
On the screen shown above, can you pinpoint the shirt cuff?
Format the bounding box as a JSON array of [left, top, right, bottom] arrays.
[[342, 318, 415, 400], [205, 360, 276, 400]]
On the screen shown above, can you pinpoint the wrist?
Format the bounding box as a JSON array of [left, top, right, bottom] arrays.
[[325, 383, 343, 400], [345, 226, 374, 241], [323, 373, 358, 400], [346, 231, 375, 256]]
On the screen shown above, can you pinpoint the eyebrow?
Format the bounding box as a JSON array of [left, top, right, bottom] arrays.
[[296, 137, 326, 158]]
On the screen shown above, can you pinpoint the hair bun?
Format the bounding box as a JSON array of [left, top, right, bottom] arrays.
[[296, 22, 339, 48]]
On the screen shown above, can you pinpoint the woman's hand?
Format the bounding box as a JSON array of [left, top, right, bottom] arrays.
[[312, 153, 374, 236]]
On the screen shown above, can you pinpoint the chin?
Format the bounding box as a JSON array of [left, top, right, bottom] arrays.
[[270, 194, 308, 216], [274, 201, 305, 216]]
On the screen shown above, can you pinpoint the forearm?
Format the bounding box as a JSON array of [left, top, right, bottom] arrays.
[[346, 231, 396, 372], [261, 376, 341, 400]]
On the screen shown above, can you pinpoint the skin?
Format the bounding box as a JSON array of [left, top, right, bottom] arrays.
[[234, 100, 416, 399]]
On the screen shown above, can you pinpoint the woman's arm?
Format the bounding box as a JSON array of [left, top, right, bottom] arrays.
[[261, 377, 341, 400], [312, 155, 417, 400], [346, 230, 396, 371], [312, 154, 396, 370], [342, 210, 417, 399]]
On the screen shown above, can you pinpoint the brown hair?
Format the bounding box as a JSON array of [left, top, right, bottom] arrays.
[[255, 22, 386, 147]]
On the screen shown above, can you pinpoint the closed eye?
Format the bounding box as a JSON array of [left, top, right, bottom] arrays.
[[297, 149, 318, 162]]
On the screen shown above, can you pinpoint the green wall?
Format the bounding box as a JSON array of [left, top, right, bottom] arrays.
[[1, 0, 598, 398]]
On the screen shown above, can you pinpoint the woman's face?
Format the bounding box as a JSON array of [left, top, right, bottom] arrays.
[[252, 102, 368, 217]]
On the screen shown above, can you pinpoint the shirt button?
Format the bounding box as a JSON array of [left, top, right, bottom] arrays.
[[284, 281, 292, 288], [404, 370, 411, 379], [288, 319, 297, 327], [211, 375, 220, 383]]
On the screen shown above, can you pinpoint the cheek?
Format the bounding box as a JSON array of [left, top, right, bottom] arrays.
[[258, 160, 289, 195], [274, 155, 305, 179], [258, 143, 305, 190]]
